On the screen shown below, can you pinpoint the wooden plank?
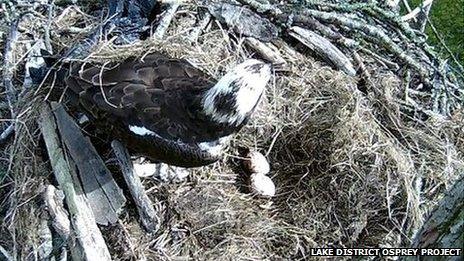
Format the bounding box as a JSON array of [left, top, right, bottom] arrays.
[[111, 140, 160, 232], [51, 102, 126, 225], [39, 103, 111, 261]]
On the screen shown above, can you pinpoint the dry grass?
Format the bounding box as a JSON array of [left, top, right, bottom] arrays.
[[1, 2, 463, 260]]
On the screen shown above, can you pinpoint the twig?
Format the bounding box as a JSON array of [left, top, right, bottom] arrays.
[[416, 0, 433, 32], [0, 124, 14, 145], [401, 0, 433, 22], [0, 245, 13, 261], [153, 2, 180, 40], [402, 0, 413, 13], [39, 103, 111, 261], [111, 140, 160, 232], [44, 0, 54, 52], [426, 18, 464, 76]]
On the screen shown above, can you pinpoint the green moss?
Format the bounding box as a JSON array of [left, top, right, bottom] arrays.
[[409, 0, 464, 63]]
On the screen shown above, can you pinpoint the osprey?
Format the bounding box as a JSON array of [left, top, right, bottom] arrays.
[[63, 53, 272, 167]]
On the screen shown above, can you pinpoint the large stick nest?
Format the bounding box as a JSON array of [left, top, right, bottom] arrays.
[[1, 0, 463, 260]]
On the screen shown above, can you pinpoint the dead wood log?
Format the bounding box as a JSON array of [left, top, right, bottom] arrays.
[[288, 26, 356, 76], [207, 2, 278, 42], [43, 184, 71, 240], [111, 140, 160, 232], [39, 103, 111, 261], [51, 103, 126, 226], [410, 175, 464, 250]]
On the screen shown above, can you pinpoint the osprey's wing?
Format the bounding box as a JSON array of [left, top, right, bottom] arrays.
[[65, 53, 218, 142]]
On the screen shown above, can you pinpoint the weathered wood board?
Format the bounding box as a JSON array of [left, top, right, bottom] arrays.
[[39, 103, 111, 261], [51, 102, 126, 225]]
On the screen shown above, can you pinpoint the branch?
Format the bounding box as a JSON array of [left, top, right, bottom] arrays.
[[153, 2, 180, 40], [289, 26, 356, 76], [401, 0, 433, 22], [111, 140, 160, 232], [0, 124, 15, 145], [2, 20, 20, 118], [300, 9, 430, 82]]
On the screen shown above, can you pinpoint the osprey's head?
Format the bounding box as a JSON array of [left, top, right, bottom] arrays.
[[202, 59, 272, 126]]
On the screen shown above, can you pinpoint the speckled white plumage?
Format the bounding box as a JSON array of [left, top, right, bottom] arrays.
[[202, 59, 272, 126]]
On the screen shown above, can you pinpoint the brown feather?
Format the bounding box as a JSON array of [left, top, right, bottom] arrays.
[[65, 53, 235, 143]]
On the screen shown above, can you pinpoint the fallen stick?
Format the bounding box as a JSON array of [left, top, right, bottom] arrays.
[[39, 103, 111, 261], [288, 26, 356, 76], [245, 37, 287, 69], [111, 140, 159, 232]]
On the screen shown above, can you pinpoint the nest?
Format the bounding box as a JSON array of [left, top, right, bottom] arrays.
[[1, 1, 463, 260]]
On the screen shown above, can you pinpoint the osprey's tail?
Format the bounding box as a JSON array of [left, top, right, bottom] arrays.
[[30, 49, 78, 105], [28, 49, 69, 85]]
